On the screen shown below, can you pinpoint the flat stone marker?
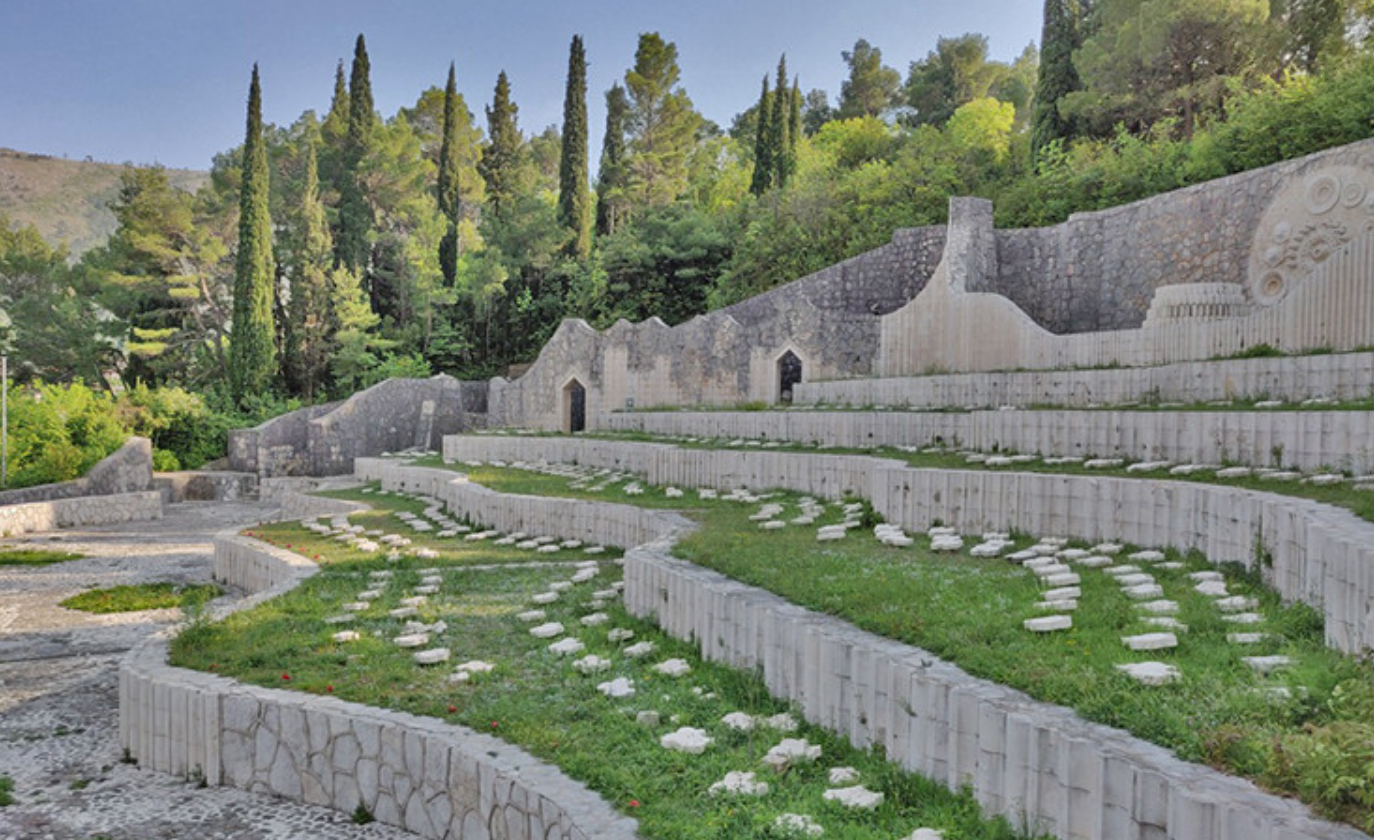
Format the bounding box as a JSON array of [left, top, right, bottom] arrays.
[[1035, 599, 1077, 611], [1123, 583, 1165, 600], [1103, 565, 1142, 577], [1122, 632, 1178, 651], [661, 727, 712, 754], [1042, 572, 1081, 587], [1223, 612, 1264, 624], [1116, 661, 1181, 685], [414, 648, 450, 665], [1024, 615, 1073, 632], [1227, 633, 1269, 644], [1115, 573, 1155, 587], [1136, 600, 1179, 614], [1128, 550, 1165, 563], [1215, 596, 1258, 612], [1142, 617, 1187, 631], [332, 630, 361, 642], [529, 622, 564, 639], [1243, 655, 1293, 674], [549, 637, 586, 655], [1042, 586, 1081, 600], [1076, 556, 1114, 568]]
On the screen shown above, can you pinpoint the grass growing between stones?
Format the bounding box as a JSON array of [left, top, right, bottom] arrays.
[[0, 775, 13, 806], [0, 548, 85, 566], [60, 583, 220, 614], [170, 498, 1039, 840], [433, 460, 1374, 830]]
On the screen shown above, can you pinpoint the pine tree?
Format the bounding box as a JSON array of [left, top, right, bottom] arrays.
[[623, 33, 701, 207], [769, 56, 792, 189], [284, 135, 333, 399], [337, 34, 375, 274], [229, 64, 277, 403], [479, 71, 521, 219], [749, 75, 773, 197], [595, 83, 629, 236], [437, 62, 462, 285], [558, 35, 592, 259], [1031, 0, 1083, 161]]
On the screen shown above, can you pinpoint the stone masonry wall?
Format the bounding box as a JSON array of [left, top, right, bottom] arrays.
[[443, 434, 1374, 653], [0, 490, 163, 537], [121, 531, 639, 840], [601, 408, 1374, 474], [0, 437, 153, 506]]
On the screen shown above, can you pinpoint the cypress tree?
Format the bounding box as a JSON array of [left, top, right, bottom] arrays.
[[337, 34, 375, 274], [769, 55, 792, 189], [322, 61, 349, 144], [229, 64, 277, 403], [1031, 0, 1082, 162], [479, 71, 521, 219], [595, 83, 629, 236], [788, 78, 802, 159], [285, 135, 332, 399], [437, 62, 462, 285], [558, 35, 591, 259], [749, 75, 773, 197]]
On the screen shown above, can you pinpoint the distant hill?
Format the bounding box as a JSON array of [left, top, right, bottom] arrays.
[[0, 148, 208, 257]]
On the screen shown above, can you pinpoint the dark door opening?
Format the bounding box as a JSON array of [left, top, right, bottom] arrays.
[[778, 351, 802, 403], [564, 379, 586, 433]]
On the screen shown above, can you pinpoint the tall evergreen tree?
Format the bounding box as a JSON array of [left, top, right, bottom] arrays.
[[623, 33, 701, 207], [437, 62, 462, 285], [558, 35, 592, 258], [337, 34, 375, 275], [838, 39, 901, 119], [284, 135, 333, 399], [749, 75, 773, 197], [229, 64, 277, 403], [769, 56, 792, 189], [479, 71, 521, 219], [788, 78, 802, 157], [1031, 0, 1083, 160], [595, 83, 630, 236], [322, 61, 349, 145]]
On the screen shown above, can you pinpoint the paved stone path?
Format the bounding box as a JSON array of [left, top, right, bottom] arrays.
[[0, 501, 415, 840]]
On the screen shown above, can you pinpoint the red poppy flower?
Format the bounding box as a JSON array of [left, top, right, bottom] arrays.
[[281, 674, 291, 681]]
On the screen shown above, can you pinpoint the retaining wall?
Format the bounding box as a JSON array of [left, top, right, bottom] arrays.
[[121, 532, 638, 840], [154, 471, 259, 504], [600, 408, 1374, 473], [625, 549, 1366, 840], [0, 490, 163, 537], [796, 351, 1374, 409], [0, 437, 153, 506], [442, 435, 1374, 653]]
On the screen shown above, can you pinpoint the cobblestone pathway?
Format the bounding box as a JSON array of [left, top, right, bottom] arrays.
[[0, 501, 415, 840]]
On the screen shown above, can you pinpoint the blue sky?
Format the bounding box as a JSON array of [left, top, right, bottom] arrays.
[[0, 1, 1042, 171]]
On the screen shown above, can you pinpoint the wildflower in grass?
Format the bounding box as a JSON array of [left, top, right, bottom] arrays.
[[490, 720, 499, 729], [281, 674, 290, 681], [629, 799, 640, 808], [326, 685, 333, 693], [448, 705, 457, 713]]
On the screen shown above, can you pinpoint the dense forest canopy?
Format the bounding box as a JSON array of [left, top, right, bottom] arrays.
[[5, 2, 1374, 412]]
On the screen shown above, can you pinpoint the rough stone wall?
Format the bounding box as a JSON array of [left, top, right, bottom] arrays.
[[0, 491, 163, 537], [153, 471, 258, 503], [489, 228, 947, 430], [989, 138, 1374, 332], [228, 377, 489, 478], [0, 437, 153, 506]]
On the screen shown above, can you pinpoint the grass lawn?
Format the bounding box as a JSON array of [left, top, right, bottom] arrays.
[[0, 548, 85, 566], [415, 458, 1374, 831], [172, 495, 1040, 840], [60, 583, 221, 614]]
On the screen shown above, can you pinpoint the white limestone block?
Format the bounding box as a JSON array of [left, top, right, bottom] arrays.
[[455, 660, 495, 674], [661, 727, 712, 754], [709, 770, 770, 796], [1127, 461, 1172, 473], [1116, 661, 1181, 685], [388, 606, 418, 619], [1215, 467, 1253, 479], [1084, 458, 1124, 469], [760, 713, 798, 731], [597, 677, 636, 698], [516, 610, 546, 622], [1228, 633, 1269, 644], [1128, 550, 1166, 563], [1215, 596, 1259, 612], [532, 592, 560, 605], [413, 648, 450, 665], [332, 630, 361, 643], [342, 602, 371, 612], [624, 641, 656, 658], [529, 622, 565, 639], [1042, 572, 1081, 587], [1024, 615, 1072, 632], [1142, 617, 1187, 631], [722, 712, 756, 731], [772, 814, 823, 838], [762, 738, 821, 769], [829, 766, 860, 785], [393, 633, 430, 648], [1195, 580, 1230, 597], [1243, 655, 1293, 674], [1223, 613, 1264, 624], [1092, 542, 1123, 555], [572, 655, 611, 674], [1135, 600, 1179, 614], [653, 658, 692, 677], [399, 596, 427, 607], [823, 785, 884, 810], [636, 710, 659, 726], [1114, 573, 1155, 588], [1035, 599, 1077, 611], [1123, 584, 1165, 600], [1042, 586, 1081, 601], [581, 612, 609, 626], [548, 637, 586, 656], [1121, 632, 1178, 651]]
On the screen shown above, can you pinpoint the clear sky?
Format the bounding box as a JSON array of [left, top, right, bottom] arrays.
[[0, 0, 1043, 172]]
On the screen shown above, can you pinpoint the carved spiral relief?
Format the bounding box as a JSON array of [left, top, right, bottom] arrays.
[[1249, 165, 1374, 305]]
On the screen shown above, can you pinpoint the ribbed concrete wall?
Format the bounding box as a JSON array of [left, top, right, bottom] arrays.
[[599, 408, 1374, 473], [0, 490, 163, 537], [798, 351, 1374, 408], [121, 534, 639, 840], [625, 550, 1367, 840], [442, 435, 1374, 653]]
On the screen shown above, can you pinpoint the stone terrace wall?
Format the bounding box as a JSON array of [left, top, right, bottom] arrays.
[[354, 459, 690, 549], [798, 351, 1374, 408], [122, 532, 639, 840], [0, 437, 153, 506], [626, 550, 1366, 840], [489, 228, 946, 431], [0, 490, 163, 537], [601, 408, 1374, 474], [229, 376, 488, 478], [446, 435, 1374, 653], [988, 137, 1374, 333]]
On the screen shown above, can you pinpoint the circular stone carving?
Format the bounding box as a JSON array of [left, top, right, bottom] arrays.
[[1272, 221, 1292, 242], [1343, 181, 1368, 208], [1259, 272, 1285, 303], [1263, 245, 1284, 266], [1307, 174, 1341, 214]]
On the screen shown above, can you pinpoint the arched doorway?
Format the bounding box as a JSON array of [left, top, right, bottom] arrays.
[[777, 351, 802, 404], [563, 378, 586, 433]]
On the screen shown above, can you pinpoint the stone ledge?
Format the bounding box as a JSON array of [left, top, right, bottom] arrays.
[[0, 490, 163, 537]]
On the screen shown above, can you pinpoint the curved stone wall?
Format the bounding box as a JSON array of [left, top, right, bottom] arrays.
[[599, 408, 1374, 474]]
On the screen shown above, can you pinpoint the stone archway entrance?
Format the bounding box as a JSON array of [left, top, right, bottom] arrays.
[[563, 379, 586, 433], [777, 351, 802, 404]]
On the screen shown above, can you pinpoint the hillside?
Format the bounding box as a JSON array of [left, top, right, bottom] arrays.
[[0, 148, 208, 257]]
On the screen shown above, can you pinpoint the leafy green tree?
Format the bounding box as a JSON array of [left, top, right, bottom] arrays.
[[801, 88, 835, 136], [838, 39, 901, 119], [282, 135, 332, 399], [558, 35, 592, 258], [595, 84, 631, 236], [479, 71, 522, 218], [337, 34, 376, 274], [749, 76, 774, 196], [229, 64, 277, 403], [600, 205, 731, 324], [623, 33, 702, 208], [904, 33, 1010, 127]]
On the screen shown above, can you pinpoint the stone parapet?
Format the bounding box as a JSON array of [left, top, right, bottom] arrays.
[[0, 437, 154, 506], [0, 490, 162, 537], [601, 408, 1374, 474]]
